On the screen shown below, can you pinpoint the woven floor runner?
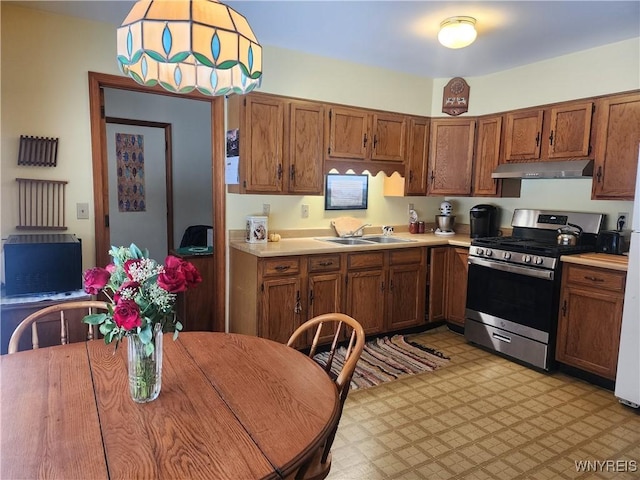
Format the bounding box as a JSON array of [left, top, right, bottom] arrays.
[[314, 334, 450, 390]]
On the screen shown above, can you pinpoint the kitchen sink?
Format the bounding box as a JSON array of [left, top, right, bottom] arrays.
[[319, 238, 373, 245], [362, 236, 416, 244]]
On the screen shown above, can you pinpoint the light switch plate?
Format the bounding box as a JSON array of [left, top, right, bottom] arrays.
[[77, 202, 89, 219]]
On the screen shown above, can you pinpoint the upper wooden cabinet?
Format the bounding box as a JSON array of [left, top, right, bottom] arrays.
[[503, 109, 543, 161], [327, 106, 407, 163], [592, 92, 640, 200], [503, 102, 594, 162], [404, 116, 430, 195], [427, 118, 476, 196], [288, 100, 326, 194], [228, 93, 324, 195], [546, 102, 593, 159], [473, 115, 503, 197]]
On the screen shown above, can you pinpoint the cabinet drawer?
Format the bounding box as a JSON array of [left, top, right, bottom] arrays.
[[347, 252, 384, 269], [564, 264, 626, 292], [261, 257, 301, 276], [308, 254, 341, 272], [389, 247, 423, 265]]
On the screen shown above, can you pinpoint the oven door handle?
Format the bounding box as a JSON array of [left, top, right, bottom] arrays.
[[468, 256, 555, 281]]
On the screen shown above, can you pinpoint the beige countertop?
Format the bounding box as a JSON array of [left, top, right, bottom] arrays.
[[230, 232, 472, 257], [560, 252, 629, 272]]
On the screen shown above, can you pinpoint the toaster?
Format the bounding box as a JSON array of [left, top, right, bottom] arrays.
[[596, 230, 630, 255]]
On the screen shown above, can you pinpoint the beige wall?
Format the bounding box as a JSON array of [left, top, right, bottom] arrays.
[[1, 4, 638, 275]]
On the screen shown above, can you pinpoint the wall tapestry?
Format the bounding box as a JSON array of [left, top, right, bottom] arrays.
[[116, 133, 146, 212]]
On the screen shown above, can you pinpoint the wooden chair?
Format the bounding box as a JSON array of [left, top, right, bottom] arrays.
[[286, 313, 365, 480], [7, 301, 109, 354]]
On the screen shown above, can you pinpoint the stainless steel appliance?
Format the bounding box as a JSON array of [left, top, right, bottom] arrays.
[[470, 204, 499, 238], [465, 209, 605, 371]]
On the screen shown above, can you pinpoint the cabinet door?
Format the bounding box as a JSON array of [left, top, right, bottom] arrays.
[[345, 269, 385, 335], [556, 285, 624, 380], [473, 116, 502, 197], [288, 100, 324, 194], [547, 102, 593, 159], [405, 117, 429, 195], [445, 247, 469, 327], [307, 272, 343, 345], [593, 93, 640, 200], [260, 276, 303, 345], [387, 264, 425, 330], [427, 247, 447, 323], [243, 96, 286, 193], [427, 119, 475, 196], [327, 107, 369, 160], [504, 109, 543, 161], [371, 112, 406, 162]]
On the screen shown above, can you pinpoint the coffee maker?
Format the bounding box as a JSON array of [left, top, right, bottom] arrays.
[[470, 204, 498, 238]]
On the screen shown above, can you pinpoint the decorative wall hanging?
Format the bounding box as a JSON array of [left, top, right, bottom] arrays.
[[16, 178, 68, 230], [442, 77, 470, 116], [116, 133, 146, 212], [17, 135, 59, 167]]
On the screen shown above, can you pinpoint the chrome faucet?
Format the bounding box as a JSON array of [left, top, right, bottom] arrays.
[[344, 223, 371, 237]]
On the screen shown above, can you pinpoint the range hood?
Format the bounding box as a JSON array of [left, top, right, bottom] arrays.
[[492, 159, 594, 179]]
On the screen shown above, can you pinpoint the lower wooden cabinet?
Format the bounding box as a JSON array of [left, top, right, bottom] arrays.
[[428, 246, 469, 327], [445, 247, 470, 328], [556, 263, 626, 380], [427, 247, 448, 322], [230, 246, 428, 348]]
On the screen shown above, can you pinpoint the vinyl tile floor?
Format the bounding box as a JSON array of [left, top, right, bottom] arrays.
[[327, 326, 640, 480]]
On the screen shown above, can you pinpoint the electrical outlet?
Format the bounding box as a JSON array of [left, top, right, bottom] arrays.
[[617, 212, 629, 230], [262, 203, 270, 215], [76, 202, 89, 219], [301, 204, 309, 219]]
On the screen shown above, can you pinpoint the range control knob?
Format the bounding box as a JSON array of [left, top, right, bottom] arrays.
[[476, 248, 484, 256], [503, 252, 512, 260], [534, 257, 544, 265], [485, 249, 493, 257], [523, 255, 532, 263]]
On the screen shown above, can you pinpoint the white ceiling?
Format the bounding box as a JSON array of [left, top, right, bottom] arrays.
[[10, 0, 640, 78]]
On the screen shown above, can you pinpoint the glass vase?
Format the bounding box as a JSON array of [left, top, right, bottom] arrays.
[[127, 323, 163, 403]]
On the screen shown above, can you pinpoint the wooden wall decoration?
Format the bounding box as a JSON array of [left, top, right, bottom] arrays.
[[16, 178, 68, 230], [442, 77, 470, 116], [18, 135, 59, 166]]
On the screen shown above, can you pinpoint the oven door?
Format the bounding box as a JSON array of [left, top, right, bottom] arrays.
[[465, 256, 560, 341]]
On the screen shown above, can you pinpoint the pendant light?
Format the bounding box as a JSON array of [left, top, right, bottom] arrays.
[[438, 16, 477, 49], [117, 0, 262, 96]]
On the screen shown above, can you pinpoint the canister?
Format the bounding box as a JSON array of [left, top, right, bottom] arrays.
[[246, 216, 268, 243]]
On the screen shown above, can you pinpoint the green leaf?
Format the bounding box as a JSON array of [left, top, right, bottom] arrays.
[[129, 243, 144, 259], [144, 342, 155, 356], [84, 313, 107, 325], [138, 324, 152, 344], [175, 321, 183, 332]]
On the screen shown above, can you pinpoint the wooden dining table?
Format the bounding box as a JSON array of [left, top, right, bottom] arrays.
[[0, 332, 340, 479]]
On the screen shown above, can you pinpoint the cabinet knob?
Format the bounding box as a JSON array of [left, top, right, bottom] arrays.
[[373, 134, 378, 149], [596, 166, 603, 183], [277, 164, 283, 179], [363, 133, 368, 148], [535, 132, 540, 147], [549, 130, 554, 145], [290, 165, 295, 180], [561, 299, 567, 316]]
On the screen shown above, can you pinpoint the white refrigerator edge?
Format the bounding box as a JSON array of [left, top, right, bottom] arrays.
[[615, 146, 640, 408]]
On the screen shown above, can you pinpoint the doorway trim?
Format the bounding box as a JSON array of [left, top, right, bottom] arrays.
[[88, 71, 226, 332], [106, 117, 174, 253]]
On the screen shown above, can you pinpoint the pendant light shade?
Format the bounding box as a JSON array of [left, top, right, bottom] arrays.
[[117, 0, 262, 96], [438, 16, 477, 49]]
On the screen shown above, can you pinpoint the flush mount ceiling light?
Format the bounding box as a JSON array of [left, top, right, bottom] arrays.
[[438, 16, 477, 49], [117, 0, 262, 96]]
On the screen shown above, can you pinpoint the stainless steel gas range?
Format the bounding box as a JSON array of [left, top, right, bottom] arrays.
[[465, 209, 605, 371]]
